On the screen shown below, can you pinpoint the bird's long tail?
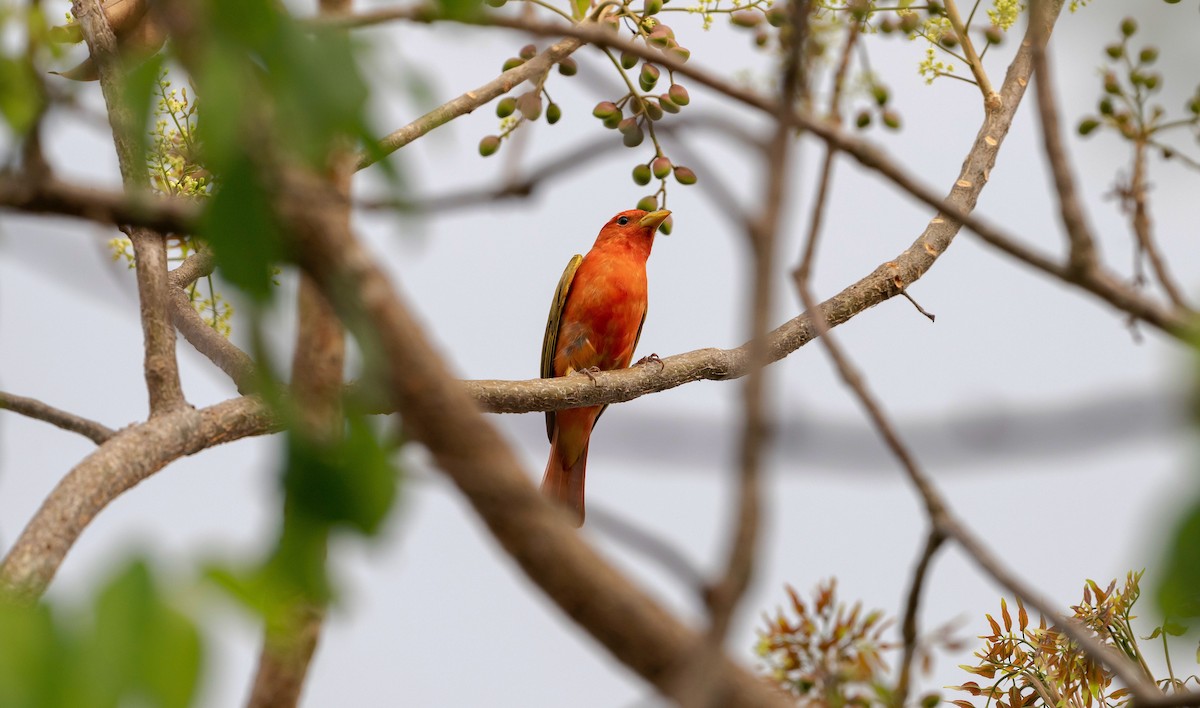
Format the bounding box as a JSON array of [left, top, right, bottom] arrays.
[[540, 434, 589, 527]]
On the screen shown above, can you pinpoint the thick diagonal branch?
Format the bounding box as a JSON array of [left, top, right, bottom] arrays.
[[0, 396, 276, 601]]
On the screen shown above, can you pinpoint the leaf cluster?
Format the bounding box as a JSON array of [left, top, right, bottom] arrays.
[[952, 572, 1199, 708], [756, 579, 904, 706]]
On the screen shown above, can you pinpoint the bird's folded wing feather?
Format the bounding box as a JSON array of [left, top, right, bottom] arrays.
[[541, 254, 583, 442]]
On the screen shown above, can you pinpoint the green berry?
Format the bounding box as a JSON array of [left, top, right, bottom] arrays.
[[621, 50, 638, 70], [667, 84, 689, 106], [659, 94, 680, 113], [519, 44, 537, 60], [1120, 17, 1137, 37], [731, 10, 761, 27], [673, 166, 697, 185], [636, 195, 658, 211], [546, 103, 562, 124], [517, 92, 541, 121], [651, 156, 672, 179], [1077, 118, 1100, 136], [479, 135, 501, 156], [632, 164, 652, 185], [502, 57, 524, 72], [658, 215, 673, 235], [496, 97, 516, 118], [648, 25, 674, 47], [639, 63, 660, 92], [593, 101, 619, 119], [622, 125, 645, 148], [558, 58, 578, 76]]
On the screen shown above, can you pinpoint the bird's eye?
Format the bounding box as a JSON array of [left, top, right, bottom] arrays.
[[617, 216, 629, 225]]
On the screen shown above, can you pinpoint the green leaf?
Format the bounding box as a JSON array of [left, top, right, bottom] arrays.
[[121, 55, 165, 173], [198, 156, 287, 301], [283, 414, 399, 536], [437, 0, 485, 22], [571, 0, 591, 20], [0, 601, 62, 708], [0, 56, 41, 134], [0, 559, 201, 708], [1156, 492, 1200, 620], [88, 560, 203, 708]]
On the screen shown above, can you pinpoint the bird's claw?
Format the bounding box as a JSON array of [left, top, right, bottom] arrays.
[[635, 353, 665, 372], [575, 366, 603, 384]]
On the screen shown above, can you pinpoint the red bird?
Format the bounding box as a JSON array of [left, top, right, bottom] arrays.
[[540, 208, 672, 526]]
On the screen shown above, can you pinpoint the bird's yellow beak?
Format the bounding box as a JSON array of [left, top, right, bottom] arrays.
[[639, 209, 671, 230]]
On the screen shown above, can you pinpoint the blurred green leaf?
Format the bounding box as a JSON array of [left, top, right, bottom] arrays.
[[284, 414, 399, 536], [199, 156, 287, 301], [438, 0, 485, 22], [0, 602, 62, 708], [89, 561, 203, 708], [0, 558, 202, 708], [122, 55, 165, 171], [1156, 492, 1200, 620], [0, 57, 41, 134]]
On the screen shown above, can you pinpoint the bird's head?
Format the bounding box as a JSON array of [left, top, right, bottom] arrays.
[[595, 209, 672, 248]]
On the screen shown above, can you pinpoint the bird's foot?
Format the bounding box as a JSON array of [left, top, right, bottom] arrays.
[[635, 353, 665, 372], [576, 366, 603, 384]]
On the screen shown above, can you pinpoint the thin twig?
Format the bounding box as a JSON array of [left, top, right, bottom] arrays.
[[167, 250, 256, 391], [168, 284, 257, 393], [1028, 0, 1099, 276], [588, 505, 707, 594], [354, 14, 595, 170], [0, 391, 116, 444], [894, 528, 945, 708], [706, 0, 807, 647], [943, 0, 997, 108], [1128, 140, 1190, 310]]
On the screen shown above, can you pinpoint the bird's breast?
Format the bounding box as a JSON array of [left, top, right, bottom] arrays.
[[555, 250, 648, 373]]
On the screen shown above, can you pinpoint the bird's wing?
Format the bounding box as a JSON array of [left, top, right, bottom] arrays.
[[542, 254, 583, 442]]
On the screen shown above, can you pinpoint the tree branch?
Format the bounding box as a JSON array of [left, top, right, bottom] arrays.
[[0, 396, 276, 601], [893, 528, 945, 708], [0, 391, 116, 445], [245, 145, 352, 708], [354, 12, 595, 170], [1029, 0, 1099, 275], [165, 252, 258, 391], [331, 4, 1192, 337], [0, 173, 199, 234], [73, 0, 187, 416]]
